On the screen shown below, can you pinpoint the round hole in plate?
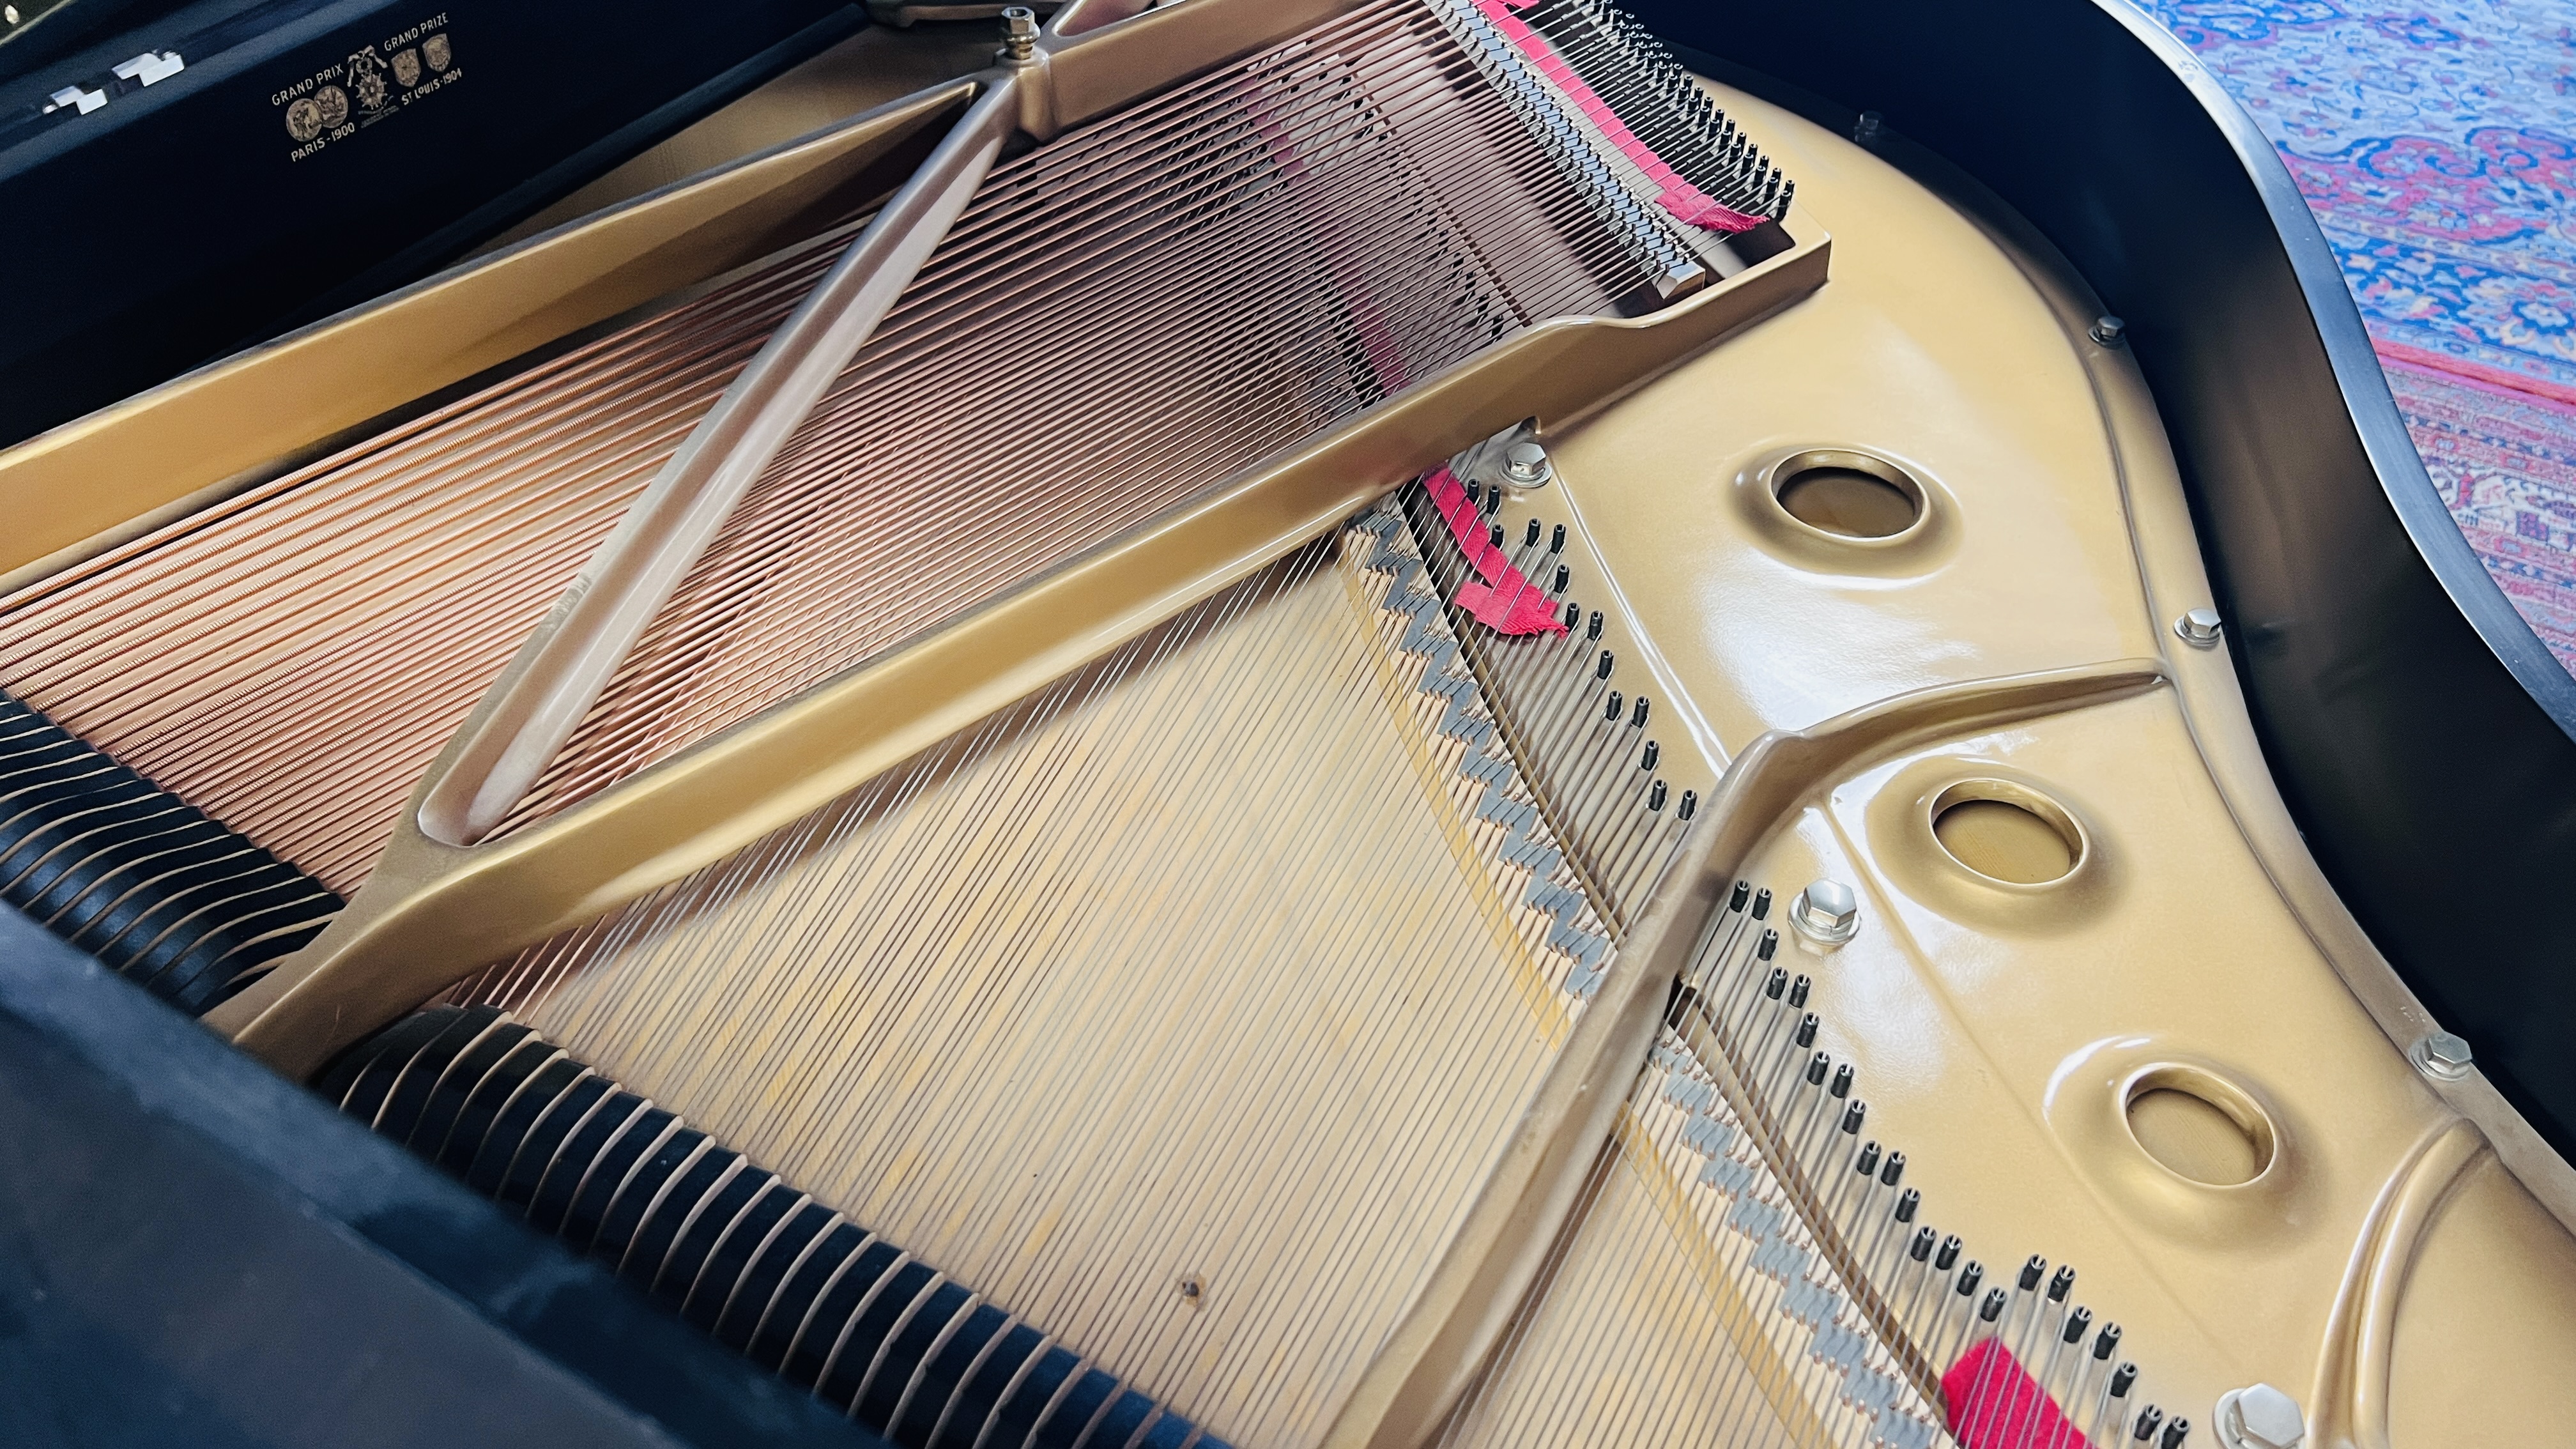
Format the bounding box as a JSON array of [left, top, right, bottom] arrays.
[[2122, 1066, 2276, 1186], [1770, 450, 1925, 540], [1929, 780, 2084, 885]]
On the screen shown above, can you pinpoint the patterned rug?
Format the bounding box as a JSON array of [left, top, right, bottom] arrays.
[[2131, 0, 2576, 671]]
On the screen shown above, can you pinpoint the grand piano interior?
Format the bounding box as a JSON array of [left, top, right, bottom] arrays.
[[0, 2, 2570, 1446]]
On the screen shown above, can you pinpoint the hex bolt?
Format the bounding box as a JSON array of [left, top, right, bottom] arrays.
[[2411, 1031, 2474, 1081], [2214, 1384, 2304, 1449], [1789, 878, 1860, 946], [999, 6, 1039, 62], [1503, 441, 1554, 487], [2091, 314, 2128, 347], [2174, 607, 2223, 648]]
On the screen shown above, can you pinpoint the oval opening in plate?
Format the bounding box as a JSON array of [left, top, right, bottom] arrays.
[[1930, 780, 2083, 885], [1772, 450, 1924, 539], [2124, 1066, 2276, 1186]]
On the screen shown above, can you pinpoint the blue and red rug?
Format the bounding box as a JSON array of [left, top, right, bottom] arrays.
[[2134, 0, 2576, 670]]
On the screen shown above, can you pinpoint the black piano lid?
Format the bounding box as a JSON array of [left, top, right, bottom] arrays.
[[0, 899, 889, 1448], [0, 0, 865, 450], [1636, 0, 2576, 1166]]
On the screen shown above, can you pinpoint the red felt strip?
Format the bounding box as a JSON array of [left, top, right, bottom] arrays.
[[1479, 0, 1770, 234], [1942, 1340, 2090, 1449], [1423, 467, 1571, 635]]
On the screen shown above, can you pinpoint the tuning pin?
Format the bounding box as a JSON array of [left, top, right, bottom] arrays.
[[2020, 1255, 2047, 1293], [1604, 692, 1623, 722], [1678, 790, 1697, 821], [1595, 650, 1615, 680], [1587, 611, 1605, 641], [1553, 564, 1570, 593], [1791, 1013, 1818, 1048], [1640, 740, 1660, 771], [1729, 880, 1751, 912], [1757, 929, 1778, 960], [1751, 888, 1772, 919], [1648, 779, 1667, 811], [2131, 1406, 2163, 1443], [1630, 696, 1650, 727], [2094, 1324, 2122, 1361], [1880, 1150, 1906, 1188], [1550, 523, 1567, 553], [1786, 974, 1809, 1008], [1935, 1235, 1962, 1272], [1561, 601, 1581, 629], [2049, 1264, 2076, 1303], [2161, 1418, 2189, 1449], [1524, 518, 1542, 548], [2062, 1307, 2094, 1346]]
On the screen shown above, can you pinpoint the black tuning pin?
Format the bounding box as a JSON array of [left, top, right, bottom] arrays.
[[1678, 790, 1698, 822], [1587, 610, 1605, 641], [2062, 1307, 2094, 1346], [1892, 1186, 1919, 1223], [1629, 696, 1650, 727], [1488, 523, 1505, 549], [2094, 1323, 2122, 1361], [1879, 1151, 1905, 1188], [1594, 650, 1615, 680], [1561, 601, 1581, 629], [1604, 692, 1623, 722], [2131, 1406, 2163, 1443], [1751, 888, 1772, 919], [1639, 740, 1660, 770], [2161, 1418, 2189, 1449], [1756, 928, 1779, 960], [1549, 523, 1567, 553], [1524, 518, 1543, 548], [2049, 1264, 2076, 1302], [1909, 1227, 1936, 1262], [1979, 1288, 2006, 1324], [1786, 974, 1810, 1008], [1954, 1261, 1983, 1298], [1852, 1141, 1882, 1178], [1552, 564, 1569, 593], [1804, 1052, 1830, 1087], [1828, 1062, 1855, 1100], [2019, 1255, 2047, 1293], [1935, 1234, 1963, 1272], [1729, 880, 1751, 912], [1838, 1100, 1866, 1135], [1791, 1013, 1818, 1048], [1648, 779, 1667, 811]]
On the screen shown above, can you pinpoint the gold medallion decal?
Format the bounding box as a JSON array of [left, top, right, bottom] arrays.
[[275, 14, 456, 161]]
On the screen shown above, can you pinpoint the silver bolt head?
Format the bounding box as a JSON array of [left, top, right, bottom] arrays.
[[1502, 441, 1553, 487], [2091, 314, 2128, 346], [1790, 879, 1860, 945], [2174, 607, 2223, 648], [2413, 1031, 2473, 1080], [2216, 1384, 2303, 1449]]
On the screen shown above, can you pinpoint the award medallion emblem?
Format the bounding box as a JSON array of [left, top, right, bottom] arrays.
[[314, 85, 349, 128], [285, 96, 323, 141], [392, 48, 421, 88], [423, 33, 451, 71]]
